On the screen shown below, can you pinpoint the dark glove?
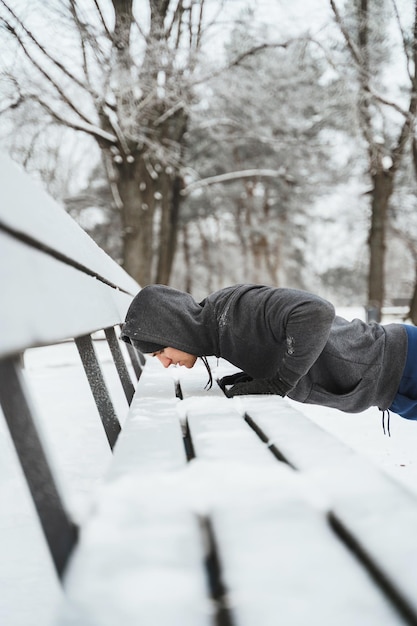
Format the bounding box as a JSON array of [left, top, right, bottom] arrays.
[[218, 371, 253, 392], [225, 376, 291, 398]]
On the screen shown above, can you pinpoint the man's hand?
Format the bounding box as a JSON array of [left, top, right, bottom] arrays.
[[224, 376, 291, 398], [218, 371, 253, 392]]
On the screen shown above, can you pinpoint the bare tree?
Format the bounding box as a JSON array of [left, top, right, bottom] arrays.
[[0, 0, 206, 285], [330, 0, 417, 317], [1, 1, 305, 288]]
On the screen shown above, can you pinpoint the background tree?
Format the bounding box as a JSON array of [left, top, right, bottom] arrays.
[[330, 0, 417, 317], [171, 17, 356, 298], [0, 0, 207, 285], [3, 1, 417, 308]]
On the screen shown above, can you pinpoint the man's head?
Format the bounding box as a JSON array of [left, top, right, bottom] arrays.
[[152, 347, 197, 369], [121, 284, 216, 357]]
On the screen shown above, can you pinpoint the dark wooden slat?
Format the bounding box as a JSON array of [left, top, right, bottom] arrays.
[[104, 327, 135, 404], [124, 340, 143, 380], [0, 356, 78, 578], [75, 335, 121, 449], [0, 231, 133, 359]]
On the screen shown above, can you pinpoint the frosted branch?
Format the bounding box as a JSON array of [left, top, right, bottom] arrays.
[[182, 169, 286, 195], [195, 39, 299, 85], [35, 97, 116, 144], [102, 105, 131, 156], [0, 0, 97, 98], [0, 13, 95, 128]]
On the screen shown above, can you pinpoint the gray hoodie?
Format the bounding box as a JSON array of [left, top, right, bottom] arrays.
[[121, 283, 407, 413]]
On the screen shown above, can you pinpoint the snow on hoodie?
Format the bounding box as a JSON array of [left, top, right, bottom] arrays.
[[121, 283, 407, 413]]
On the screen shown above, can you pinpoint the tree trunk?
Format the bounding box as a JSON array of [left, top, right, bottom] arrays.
[[156, 172, 182, 284], [118, 159, 156, 286], [367, 169, 394, 314], [181, 223, 193, 293], [197, 222, 214, 293]]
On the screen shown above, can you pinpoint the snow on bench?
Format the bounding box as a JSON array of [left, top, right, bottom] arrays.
[[57, 358, 416, 626], [241, 397, 417, 623]]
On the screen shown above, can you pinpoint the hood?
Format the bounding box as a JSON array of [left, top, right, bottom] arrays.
[[121, 284, 218, 356]]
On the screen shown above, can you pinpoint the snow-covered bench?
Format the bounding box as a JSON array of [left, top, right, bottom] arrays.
[[0, 154, 140, 577], [3, 155, 417, 625], [57, 357, 417, 626]]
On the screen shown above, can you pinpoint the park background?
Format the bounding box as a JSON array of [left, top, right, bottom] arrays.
[[1, 0, 417, 316], [2, 2, 417, 625]]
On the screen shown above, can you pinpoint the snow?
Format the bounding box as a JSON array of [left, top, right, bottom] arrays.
[[1, 313, 417, 625]]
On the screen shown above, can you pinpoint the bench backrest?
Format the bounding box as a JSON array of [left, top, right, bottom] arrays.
[[0, 154, 141, 576], [0, 153, 138, 356]]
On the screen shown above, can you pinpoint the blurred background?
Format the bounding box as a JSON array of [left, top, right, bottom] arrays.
[[1, 0, 416, 317]]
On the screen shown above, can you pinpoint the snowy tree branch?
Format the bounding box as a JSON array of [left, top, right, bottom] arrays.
[[182, 169, 286, 195], [0, 0, 97, 99], [102, 104, 132, 156], [330, 0, 414, 122], [92, 0, 113, 42], [195, 38, 300, 84], [390, 0, 414, 83], [34, 96, 117, 144], [329, 0, 364, 70], [0, 14, 96, 128]]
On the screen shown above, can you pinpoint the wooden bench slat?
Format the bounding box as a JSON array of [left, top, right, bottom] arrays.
[[58, 361, 212, 625], [239, 396, 356, 468], [109, 360, 186, 477], [177, 391, 405, 625], [240, 396, 417, 621], [59, 482, 212, 626], [0, 231, 132, 356], [0, 154, 138, 294], [212, 498, 404, 626], [179, 360, 225, 399], [185, 397, 276, 465]]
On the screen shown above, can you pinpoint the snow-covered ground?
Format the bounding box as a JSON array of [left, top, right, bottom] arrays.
[[1, 308, 417, 626]]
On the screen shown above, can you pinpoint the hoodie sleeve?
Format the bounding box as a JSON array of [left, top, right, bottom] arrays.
[[275, 293, 335, 390], [224, 289, 336, 398]]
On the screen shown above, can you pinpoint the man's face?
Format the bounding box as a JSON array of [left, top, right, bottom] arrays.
[[153, 347, 197, 369]]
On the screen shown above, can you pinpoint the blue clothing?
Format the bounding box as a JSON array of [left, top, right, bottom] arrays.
[[389, 325, 417, 420]]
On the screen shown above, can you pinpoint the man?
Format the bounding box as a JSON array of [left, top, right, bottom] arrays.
[[121, 283, 417, 422]]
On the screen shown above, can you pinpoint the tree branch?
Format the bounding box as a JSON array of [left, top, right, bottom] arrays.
[[92, 0, 113, 42], [195, 39, 297, 85], [329, 0, 365, 70], [330, 0, 416, 146], [34, 96, 117, 144], [0, 0, 97, 98], [182, 168, 286, 195], [0, 14, 96, 128], [69, 0, 91, 85], [390, 0, 413, 82]]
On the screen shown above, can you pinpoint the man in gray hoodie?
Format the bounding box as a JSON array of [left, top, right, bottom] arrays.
[[121, 283, 416, 421]]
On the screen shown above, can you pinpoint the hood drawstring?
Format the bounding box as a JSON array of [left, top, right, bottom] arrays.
[[200, 356, 213, 389], [382, 409, 391, 437]]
